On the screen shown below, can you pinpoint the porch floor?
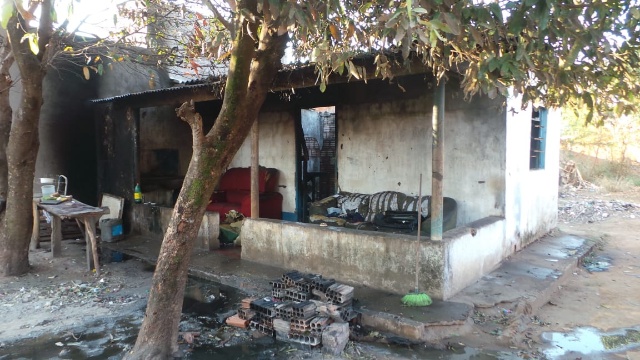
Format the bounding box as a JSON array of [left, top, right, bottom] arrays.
[[102, 230, 594, 343]]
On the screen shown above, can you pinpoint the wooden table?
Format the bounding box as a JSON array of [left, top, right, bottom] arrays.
[[31, 198, 107, 274]]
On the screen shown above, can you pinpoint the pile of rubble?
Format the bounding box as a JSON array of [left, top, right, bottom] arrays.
[[226, 271, 354, 354], [558, 198, 639, 224]]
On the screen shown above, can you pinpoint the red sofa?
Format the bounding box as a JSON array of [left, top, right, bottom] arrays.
[[206, 167, 283, 221]]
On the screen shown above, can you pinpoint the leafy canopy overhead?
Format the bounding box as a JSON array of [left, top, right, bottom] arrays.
[[4, 0, 639, 121], [138, 0, 638, 121]]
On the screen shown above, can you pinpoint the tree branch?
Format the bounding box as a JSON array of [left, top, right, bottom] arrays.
[[37, 0, 54, 62], [202, 0, 235, 38], [176, 100, 205, 150]]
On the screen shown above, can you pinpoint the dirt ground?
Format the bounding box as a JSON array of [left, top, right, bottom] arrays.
[[0, 186, 639, 359], [0, 240, 153, 348], [532, 187, 640, 359]]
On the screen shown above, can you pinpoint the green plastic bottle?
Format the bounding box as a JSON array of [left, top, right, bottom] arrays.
[[134, 183, 142, 203]]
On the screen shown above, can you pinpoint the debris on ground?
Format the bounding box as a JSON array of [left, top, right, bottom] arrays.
[[559, 160, 590, 189], [0, 276, 140, 312], [558, 197, 639, 223]]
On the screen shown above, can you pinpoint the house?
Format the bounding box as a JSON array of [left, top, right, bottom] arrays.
[[90, 61, 560, 300]]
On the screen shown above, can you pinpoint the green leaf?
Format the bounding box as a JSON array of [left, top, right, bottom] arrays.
[[348, 61, 360, 79], [97, 63, 104, 76], [359, 2, 373, 13], [442, 12, 460, 35], [1, 2, 13, 29], [470, 27, 483, 45], [537, 0, 550, 31], [413, 7, 427, 14], [488, 57, 500, 72], [268, 0, 280, 20], [488, 3, 503, 23], [582, 92, 593, 109], [21, 33, 39, 55], [319, 81, 326, 93], [508, 10, 526, 34]]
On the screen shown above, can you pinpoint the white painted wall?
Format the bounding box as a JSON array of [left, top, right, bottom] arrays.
[[229, 111, 297, 214], [504, 96, 560, 252]]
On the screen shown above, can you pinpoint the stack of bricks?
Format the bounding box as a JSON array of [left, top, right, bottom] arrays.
[[234, 271, 355, 347]]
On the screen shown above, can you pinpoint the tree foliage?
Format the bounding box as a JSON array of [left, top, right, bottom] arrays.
[[125, 0, 640, 122]]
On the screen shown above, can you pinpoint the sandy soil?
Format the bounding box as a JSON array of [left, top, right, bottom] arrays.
[[1, 186, 639, 359]]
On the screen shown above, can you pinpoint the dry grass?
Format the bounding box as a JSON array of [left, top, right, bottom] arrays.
[[561, 150, 640, 193]]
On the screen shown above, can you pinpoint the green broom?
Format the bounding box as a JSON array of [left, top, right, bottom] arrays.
[[401, 174, 433, 307]]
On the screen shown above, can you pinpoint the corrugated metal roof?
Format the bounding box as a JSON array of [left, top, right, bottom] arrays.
[[89, 52, 429, 105], [89, 82, 221, 104]]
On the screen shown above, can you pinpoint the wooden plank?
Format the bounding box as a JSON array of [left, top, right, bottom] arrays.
[[38, 200, 105, 218]]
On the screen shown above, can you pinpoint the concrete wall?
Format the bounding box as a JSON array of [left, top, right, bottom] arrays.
[[132, 203, 219, 250], [504, 96, 560, 252], [242, 216, 506, 300], [443, 216, 506, 297], [229, 111, 297, 216], [337, 88, 506, 226], [95, 61, 171, 99], [9, 60, 100, 204], [241, 218, 447, 298], [228, 83, 507, 226]]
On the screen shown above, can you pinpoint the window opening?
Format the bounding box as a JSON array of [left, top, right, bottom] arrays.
[[530, 107, 548, 170]]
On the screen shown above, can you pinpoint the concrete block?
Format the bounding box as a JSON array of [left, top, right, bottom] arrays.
[[322, 322, 349, 355]]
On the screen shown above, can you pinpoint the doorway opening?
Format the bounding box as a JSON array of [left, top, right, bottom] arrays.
[[298, 106, 337, 221]]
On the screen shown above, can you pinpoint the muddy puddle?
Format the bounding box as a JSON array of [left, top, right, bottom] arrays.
[[582, 254, 612, 272], [541, 326, 640, 358], [0, 277, 536, 359]]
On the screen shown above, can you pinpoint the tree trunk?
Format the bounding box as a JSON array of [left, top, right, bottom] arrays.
[[0, 6, 50, 276], [0, 35, 13, 214], [125, 0, 287, 357]]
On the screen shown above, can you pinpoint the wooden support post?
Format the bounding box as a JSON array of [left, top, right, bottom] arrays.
[[431, 79, 445, 241], [250, 120, 260, 218], [51, 215, 62, 256], [30, 200, 40, 250]]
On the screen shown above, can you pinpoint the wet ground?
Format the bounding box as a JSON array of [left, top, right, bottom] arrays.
[[2, 275, 640, 359], [542, 327, 640, 359], [0, 277, 533, 360]]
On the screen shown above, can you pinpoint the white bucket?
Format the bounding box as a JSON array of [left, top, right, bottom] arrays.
[[41, 185, 55, 197]]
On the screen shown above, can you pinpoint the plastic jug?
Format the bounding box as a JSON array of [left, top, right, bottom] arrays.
[[41, 185, 55, 197]]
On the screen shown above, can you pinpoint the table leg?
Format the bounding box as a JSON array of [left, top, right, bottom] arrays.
[[51, 215, 62, 257], [84, 221, 92, 271], [84, 218, 101, 275], [30, 201, 40, 250]]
